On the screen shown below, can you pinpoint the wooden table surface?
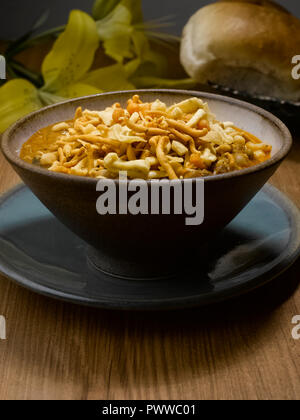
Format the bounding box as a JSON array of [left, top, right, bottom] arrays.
[[0, 43, 299, 401]]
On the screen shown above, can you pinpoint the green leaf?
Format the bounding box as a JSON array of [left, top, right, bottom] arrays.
[[81, 64, 135, 91], [10, 59, 43, 87], [42, 10, 99, 92], [0, 79, 42, 133], [92, 0, 121, 20], [5, 9, 50, 58]]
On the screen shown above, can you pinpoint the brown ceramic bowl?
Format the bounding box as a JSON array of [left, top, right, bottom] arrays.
[[1, 90, 292, 279]]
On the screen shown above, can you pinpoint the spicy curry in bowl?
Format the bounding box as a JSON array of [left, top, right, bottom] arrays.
[[20, 95, 272, 180], [2, 89, 291, 278]]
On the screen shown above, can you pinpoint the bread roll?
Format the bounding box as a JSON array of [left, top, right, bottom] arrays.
[[217, 0, 289, 14], [180, 1, 300, 101]]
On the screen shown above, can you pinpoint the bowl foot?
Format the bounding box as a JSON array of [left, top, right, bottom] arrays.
[[86, 246, 180, 280]]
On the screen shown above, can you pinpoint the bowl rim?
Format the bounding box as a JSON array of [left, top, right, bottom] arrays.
[[1, 89, 293, 184]]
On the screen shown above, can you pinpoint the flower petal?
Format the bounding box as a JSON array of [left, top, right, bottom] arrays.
[[81, 64, 135, 91], [0, 79, 42, 132], [42, 10, 99, 92]]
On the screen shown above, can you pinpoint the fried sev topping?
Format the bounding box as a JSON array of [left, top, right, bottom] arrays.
[[21, 95, 272, 180]]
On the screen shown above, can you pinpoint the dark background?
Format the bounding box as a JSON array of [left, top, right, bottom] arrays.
[[0, 0, 299, 40]]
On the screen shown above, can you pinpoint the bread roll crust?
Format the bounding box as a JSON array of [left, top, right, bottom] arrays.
[[217, 0, 290, 14], [180, 2, 300, 101]]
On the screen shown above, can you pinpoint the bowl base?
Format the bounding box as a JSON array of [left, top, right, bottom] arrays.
[[86, 246, 180, 281]]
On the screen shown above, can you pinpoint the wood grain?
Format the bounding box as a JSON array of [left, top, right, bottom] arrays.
[[0, 43, 299, 400]]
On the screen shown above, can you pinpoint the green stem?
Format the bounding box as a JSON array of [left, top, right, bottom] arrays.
[[38, 90, 65, 106], [10, 60, 43, 87], [25, 24, 65, 45], [6, 25, 65, 58], [6, 63, 19, 79]]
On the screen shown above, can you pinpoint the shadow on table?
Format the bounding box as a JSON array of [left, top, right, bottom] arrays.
[[2, 253, 299, 397], [284, 138, 300, 164]]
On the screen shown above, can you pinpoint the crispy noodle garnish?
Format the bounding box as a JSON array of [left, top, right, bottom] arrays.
[[21, 95, 272, 180]]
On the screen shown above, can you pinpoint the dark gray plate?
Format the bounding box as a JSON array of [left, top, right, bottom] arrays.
[[0, 184, 300, 310]]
